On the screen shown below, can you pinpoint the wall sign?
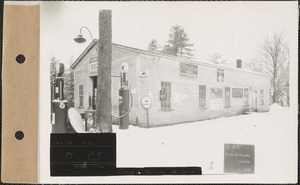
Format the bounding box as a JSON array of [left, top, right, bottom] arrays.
[[160, 89, 167, 101], [210, 99, 223, 109], [232, 88, 243, 98], [180, 63, 198, 77], [210, 88, 223, 99], [210, 88, 223, 109], [140, 70, 149, 78], [89, 56, 98, 74], [224, 144, 255, 174], [217, 69, 224, 82], [141, 95, 152, 109]]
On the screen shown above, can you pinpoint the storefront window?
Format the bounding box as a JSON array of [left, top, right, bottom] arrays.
[[199, 85, 206, 108], [260, 89, 264, 105], [225, 87, 231, 107], [244, 88, 249, 105]]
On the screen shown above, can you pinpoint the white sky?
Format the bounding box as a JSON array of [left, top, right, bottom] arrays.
[[40, 1, 298, 68]]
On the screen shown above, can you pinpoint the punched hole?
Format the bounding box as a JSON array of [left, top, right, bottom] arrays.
[[16, 54, 25, 64], [15, 131, 24, 140]]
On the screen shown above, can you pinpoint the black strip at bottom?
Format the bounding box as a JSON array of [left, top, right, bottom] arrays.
[[116, 167, 202, 176], [50, 133, 201, 176], [50, 166, 202, 176]]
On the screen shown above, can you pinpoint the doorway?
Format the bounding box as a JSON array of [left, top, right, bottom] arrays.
[[253, 90, 257, 111], [91, 76, 97, 110]]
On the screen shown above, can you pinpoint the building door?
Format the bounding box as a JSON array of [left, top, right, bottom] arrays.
[[253, 90, 257, 111], [92, 76, 97, 110], [244, 88, 249, 106]]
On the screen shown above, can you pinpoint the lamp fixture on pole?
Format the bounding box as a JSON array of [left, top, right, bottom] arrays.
[[73, 26, 102, 48]]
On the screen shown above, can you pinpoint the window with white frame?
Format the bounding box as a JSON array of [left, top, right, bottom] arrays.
[[79, 85, 84, 107], [199, 85, 206, 108], [260, 89, 264, 105], [225, 87, 231, 107]]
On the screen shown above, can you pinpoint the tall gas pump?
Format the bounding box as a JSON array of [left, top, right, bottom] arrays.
[[51, 63, 69, 133], [115, 62, 132, 129], [119, 76, 130, 129]]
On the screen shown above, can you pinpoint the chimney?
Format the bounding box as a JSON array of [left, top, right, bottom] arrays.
[[236, 59, 242, 68]]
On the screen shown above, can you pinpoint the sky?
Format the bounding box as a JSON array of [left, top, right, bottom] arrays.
[[40, 1, 298, 68]]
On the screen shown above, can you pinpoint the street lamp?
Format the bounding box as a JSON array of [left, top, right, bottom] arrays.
[[73, 12, 113, 133], [73, 26, 102, 47]]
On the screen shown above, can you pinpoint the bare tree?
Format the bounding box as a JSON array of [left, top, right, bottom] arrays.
[[208, 52, 228, 65], [248, 32, 289, 105]]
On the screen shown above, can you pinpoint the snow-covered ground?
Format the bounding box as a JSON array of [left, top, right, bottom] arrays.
[[113, 104, 297, 183]]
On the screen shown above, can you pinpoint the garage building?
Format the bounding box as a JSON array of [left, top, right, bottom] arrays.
[[70, 40, 270, 127]]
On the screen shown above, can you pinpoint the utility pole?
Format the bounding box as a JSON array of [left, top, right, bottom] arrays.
[[94, 10, 112, 132]]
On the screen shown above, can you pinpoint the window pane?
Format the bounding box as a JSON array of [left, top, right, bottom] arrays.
[[225, 87, 230, 107], [199, 85, 206, 108]]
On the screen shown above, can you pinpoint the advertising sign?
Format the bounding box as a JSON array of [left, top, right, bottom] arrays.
[[89, 56, 98, 74], [210, 88, 223, 109], [217, 69, 224, 82], [140, 70, 149, 78], [232, 88, 243, 98], [210, 99, 223, 109], [180, 63, 198, 77], [141, 95, 152, 109]]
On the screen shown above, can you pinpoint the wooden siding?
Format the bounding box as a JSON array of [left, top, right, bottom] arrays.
[[137, 53, 270, 127], [73, 44, 138, 125], [73, 44, 270, 127]]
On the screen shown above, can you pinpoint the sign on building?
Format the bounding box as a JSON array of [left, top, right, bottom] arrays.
[[232, 88, 243, 98], [140, 70, 149, 78], [217, 69, 224, 82], [141, 95, 152, 109], [89, 56, 98, 74], [210, 88, 223, 109], [180, 63, 198, 77]]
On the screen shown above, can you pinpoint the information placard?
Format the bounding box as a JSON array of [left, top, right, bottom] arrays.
[[224, 144, 255, 174]]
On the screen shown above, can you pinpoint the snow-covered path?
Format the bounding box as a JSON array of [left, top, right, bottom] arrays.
[[113, 104, 297, 183]]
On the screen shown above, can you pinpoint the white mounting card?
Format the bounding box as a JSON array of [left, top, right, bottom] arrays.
[[1, 1, 298, 184]]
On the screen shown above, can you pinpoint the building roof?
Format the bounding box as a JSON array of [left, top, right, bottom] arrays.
[[70, 40, 270, 78]]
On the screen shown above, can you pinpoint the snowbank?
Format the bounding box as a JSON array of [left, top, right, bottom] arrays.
[[113, 105, 297, 183]]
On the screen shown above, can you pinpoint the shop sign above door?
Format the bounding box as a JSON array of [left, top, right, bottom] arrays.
[[89, 56, 98, 74]]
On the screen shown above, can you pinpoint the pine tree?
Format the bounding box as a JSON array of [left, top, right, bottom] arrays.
[[63, 66, 74, 108], [162, 25, 194, 57], [148, 39, 159, 51]]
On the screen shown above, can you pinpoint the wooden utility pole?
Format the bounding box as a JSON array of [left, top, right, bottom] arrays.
[[94, 10, 112, 132]]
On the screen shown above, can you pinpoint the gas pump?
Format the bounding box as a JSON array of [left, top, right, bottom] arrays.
[[51, 63, 69, 133], [119, 78, 130, 129], [111, 62, 133, 129]]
